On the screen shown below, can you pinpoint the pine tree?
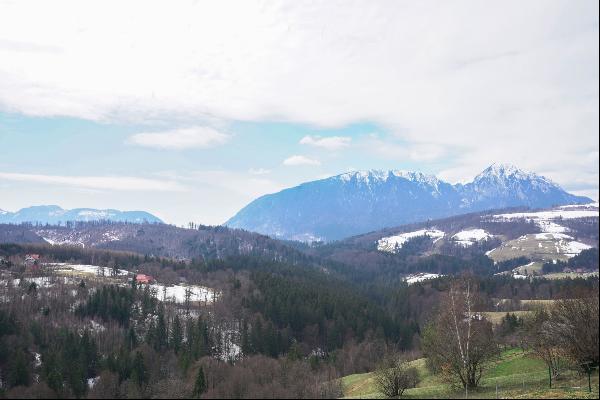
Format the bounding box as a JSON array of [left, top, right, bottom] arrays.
[[171, 315, 183, 354], [127, 326, 137, 350], [193, 366, 206, 398], [131, 351, 147, 388], [155, 307, 168, 351], [7, 348, 30, 388]]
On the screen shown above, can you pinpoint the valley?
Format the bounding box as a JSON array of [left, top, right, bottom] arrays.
[[1, 197, 598, 398], [0, 169, 598, 399]]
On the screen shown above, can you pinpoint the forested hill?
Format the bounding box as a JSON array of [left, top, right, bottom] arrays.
[[303, 203, 599, 282], [0, 221, 314, 266]]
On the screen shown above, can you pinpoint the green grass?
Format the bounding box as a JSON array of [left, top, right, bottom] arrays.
[[341, 349, 599, 399]]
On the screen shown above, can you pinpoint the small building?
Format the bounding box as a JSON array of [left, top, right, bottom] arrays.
[[136, 274, 154, 284], [24, 254, 41, 267]]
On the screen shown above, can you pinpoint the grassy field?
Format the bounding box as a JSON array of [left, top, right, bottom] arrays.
[[482, 311, 533, 324], [341, 349, 599, 399], [519, 299, 556, 307], [487, 235, 573, 263]]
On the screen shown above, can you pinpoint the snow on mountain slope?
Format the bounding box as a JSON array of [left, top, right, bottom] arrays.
[[0, 205, 162, 224], [493, 209, 599, 221], [451, 229, 492, 247], [484, 202, 597, 262], [36, 227, 127, 248], [377, 229, 445, 253], [226, 163, 591, 241], [404, 273, 444, 285]]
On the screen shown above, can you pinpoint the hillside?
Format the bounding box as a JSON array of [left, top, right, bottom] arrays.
[[341, 349, 599, 399], [304, 203, 598, 281], [225, 163, 591, 241], [0, 221, 314, 265]]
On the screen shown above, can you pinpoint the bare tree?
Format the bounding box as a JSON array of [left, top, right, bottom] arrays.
[[422, 278, 499, 390], [373, 355, 419, 398], [544, 293, 599, 391], [523, 308, 566, 381]]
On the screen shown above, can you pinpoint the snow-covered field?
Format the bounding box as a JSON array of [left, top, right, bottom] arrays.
[[493, 208, 599, 222], [378, 229, 445, 252], [36, 228, 126, 248], [486, 233, 592, 262], [485, 204, 597, 262], [404, 273, 443, 285], [148, 283, 216, 303], [46, 263, 131, 277], [452, 229, 492, 247], [558, 202, 599, 209]]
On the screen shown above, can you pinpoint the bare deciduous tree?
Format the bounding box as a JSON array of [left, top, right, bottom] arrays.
[[544, 293, 599, 389], [523, 308, 566, 380], [422, 278, 499, 390], [373, 355, 419, 398]]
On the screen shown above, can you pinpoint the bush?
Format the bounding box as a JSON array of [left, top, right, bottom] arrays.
[[374, 356, 420, 398]]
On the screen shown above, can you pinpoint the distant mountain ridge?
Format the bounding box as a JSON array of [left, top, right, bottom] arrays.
[[225, 163, 592, 241], [0, 205, 162, 225]]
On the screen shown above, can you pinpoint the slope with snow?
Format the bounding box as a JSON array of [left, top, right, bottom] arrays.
[[451, 229, 492, 247], [226, 163, 591, 241], [377, 229, 445, 253], [0, 205, 162, 225], [404, 273, 444, 285], [148, 283, 217, 303], [486, 233, 592, 263]]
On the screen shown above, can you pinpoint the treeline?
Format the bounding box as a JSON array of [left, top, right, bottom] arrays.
[[542, 248, 599, 273]]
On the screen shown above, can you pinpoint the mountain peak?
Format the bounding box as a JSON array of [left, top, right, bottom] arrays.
[[226, 163, 591, 241], [336, 169, 440, 187], [475, 163, 548, 183]]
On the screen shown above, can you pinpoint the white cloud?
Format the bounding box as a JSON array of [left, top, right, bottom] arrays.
[[361, 136, 448, 162], [0, 0, 597, 195], [282, 155, 321, 166], [248, 168, 271, 175], [127, 127, 229, 150], [0, 172, 186, 192], [300, 135, 351, 150]]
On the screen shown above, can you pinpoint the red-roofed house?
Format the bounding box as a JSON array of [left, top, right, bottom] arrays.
[[136, 274, 154, 284]]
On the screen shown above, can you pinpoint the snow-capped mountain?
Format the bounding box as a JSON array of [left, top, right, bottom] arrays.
[[459, 163, 581, 210], [225, 163, 591, 241], [0, 205, 162, 225]]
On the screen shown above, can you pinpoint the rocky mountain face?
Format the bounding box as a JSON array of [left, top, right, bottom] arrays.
[[225, 163, 591, 241]]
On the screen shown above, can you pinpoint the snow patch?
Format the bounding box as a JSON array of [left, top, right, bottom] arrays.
[[493, 209, 599, 221], [46, 263, 130, 277], [404, 273, 443, 285], [452, 229, 492, 247], [378, 229, 445, 253], [148, 283, 216, 303]]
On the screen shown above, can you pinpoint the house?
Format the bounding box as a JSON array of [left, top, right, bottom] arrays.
[[136, 274, 154, 284], [24, 254, 41, 267]]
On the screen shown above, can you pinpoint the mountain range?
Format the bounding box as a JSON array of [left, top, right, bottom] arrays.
[[0, 205, 162, 225], [225, 163, 591, 241]]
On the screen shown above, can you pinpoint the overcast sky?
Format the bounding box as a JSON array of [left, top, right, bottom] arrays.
[[0, 0, 598, 225]]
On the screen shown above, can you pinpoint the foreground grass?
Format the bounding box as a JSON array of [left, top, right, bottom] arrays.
[[341, 349, 599, 399]]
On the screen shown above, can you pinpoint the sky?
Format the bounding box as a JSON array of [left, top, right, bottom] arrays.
[[0, 0, 598, 226]]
